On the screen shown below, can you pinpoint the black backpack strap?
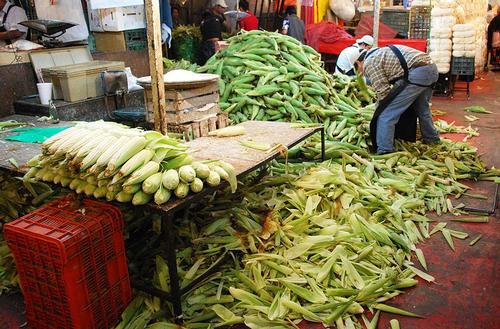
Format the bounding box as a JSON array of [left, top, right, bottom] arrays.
[[335, 64, 345, 74], [388, 45, 409, 81], [2, 4, 15, 25]]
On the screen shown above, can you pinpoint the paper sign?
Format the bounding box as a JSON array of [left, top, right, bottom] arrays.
[[88, 0, 144, 10]]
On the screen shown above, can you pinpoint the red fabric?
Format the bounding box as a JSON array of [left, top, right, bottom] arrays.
[[301, 5, 314, 25], [355, 14, 398, 39], [318, 38, 428, 55], [239, 11, 259, 31], [305, 21, 352, 51], [274, 0, 297, 12]]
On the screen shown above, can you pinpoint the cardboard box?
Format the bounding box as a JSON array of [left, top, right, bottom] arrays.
[[94, 32, 127, 52], [93, 30, 146, 52], [89, 5, 146, 32]]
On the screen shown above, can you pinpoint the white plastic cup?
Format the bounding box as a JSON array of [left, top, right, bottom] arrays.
[[37, 82, 53, 105]]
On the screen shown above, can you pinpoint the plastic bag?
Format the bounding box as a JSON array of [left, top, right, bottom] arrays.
[[329, 0, 355, 22], [6, 40, 44, 51], [125, 67, 143, 92]]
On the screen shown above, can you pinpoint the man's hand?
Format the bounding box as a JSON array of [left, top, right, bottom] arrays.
[[0, 30, 23, 40]]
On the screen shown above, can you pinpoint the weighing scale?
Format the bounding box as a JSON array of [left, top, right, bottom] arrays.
[[19, 19, 78, 48]]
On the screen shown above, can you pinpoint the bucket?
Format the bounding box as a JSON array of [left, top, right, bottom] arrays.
[[37, 83, 53, 105]]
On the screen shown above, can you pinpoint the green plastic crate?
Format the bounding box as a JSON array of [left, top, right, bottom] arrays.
[[125, 29, 147, 51]]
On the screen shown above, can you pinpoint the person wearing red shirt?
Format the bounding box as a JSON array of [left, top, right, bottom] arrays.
[[238, 0, 258, 31]]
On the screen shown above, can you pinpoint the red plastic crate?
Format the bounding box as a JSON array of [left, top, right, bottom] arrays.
[[4, 196, 131, 329]]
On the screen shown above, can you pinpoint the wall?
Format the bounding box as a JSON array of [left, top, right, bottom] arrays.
[[0, 63, 38, 118]]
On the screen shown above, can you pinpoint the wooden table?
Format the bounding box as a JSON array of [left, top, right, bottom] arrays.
[[0, 116, 324, 320]]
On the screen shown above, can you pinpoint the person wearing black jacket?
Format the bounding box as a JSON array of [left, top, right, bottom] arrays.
[[199, 0, 229, 64]]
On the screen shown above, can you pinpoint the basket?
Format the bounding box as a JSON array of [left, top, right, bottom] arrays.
[[451, 57, 475, 76], [4, 196, 131, 329], [409, 6, 431, 39]]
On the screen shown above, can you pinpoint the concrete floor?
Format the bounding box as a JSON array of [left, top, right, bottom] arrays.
[[0, 72, 499, 329]]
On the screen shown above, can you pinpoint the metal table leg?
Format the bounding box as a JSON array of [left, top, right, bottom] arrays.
[[164, 212, 183, 321]]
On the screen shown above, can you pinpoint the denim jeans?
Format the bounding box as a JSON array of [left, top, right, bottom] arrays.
[[376, 64, 440, 153]]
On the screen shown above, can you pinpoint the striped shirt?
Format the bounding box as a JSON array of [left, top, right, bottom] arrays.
[[363, 45, 431, 100]]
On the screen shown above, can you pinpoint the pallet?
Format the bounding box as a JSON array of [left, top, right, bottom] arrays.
[[167, 113, 229, 141], [144, 82, 220, 124]]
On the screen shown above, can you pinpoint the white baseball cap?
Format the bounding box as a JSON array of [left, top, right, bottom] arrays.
[[212, 0, 228, 8], [356, 35, 374, 46]]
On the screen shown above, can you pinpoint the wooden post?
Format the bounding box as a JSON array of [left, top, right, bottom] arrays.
[[373, 0, 381, 47], [144, 0, 167, 134]]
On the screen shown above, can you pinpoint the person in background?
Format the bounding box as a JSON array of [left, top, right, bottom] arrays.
[[171, 4, 182, 27], [487, 7, 500, 65], [0, 0, 28, 47], [335, 35, 373, 76], [238, 0, 258, 31], [281, 6, 305, 43], [363, 45, 440, 154], [200, 0, 230, 64]]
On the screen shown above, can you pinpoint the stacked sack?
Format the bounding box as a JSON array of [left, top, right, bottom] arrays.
[[455, 0, 489, 70], [429, 0, 457, 73], [452, 24, 475, 58], [412, 0, 438, 6]]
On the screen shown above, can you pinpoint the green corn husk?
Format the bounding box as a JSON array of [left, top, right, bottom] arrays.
[[142, 172, 163, 194], [179, 165, 196, 183], [190, 178, 204, 193], [162, 169, 180, 190], [133, 190, 152, 205], [154, 186, 172, 205]]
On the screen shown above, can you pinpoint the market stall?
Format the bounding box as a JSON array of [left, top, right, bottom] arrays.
[[0, 114, 325, 321], [1, 0, 499, 327]]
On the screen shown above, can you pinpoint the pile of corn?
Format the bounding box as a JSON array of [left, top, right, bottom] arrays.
[[25, 121, 237, 206], [0, 170, 56, 294], [116, 156, 486, 328], [198, 30, 375, 148]]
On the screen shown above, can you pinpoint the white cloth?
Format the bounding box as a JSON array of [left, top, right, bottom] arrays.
[[0, 1, 28, 47], [335, 44, 363, 75], [161, 23, 172, 47]]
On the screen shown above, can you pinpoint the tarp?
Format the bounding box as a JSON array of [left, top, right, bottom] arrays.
[[305, 21, 351, 51], [5, 126, 70, 143]]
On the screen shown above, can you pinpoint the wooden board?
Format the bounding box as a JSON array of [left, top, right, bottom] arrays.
[[164, 83, 219, 102], [143, 82, 220, 124], [163, 103, 220, 124], [167, 93, 219, 112], [144, 0, 167, 133], [167, 113, 228, 141], [152, 121, 323, 213]]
